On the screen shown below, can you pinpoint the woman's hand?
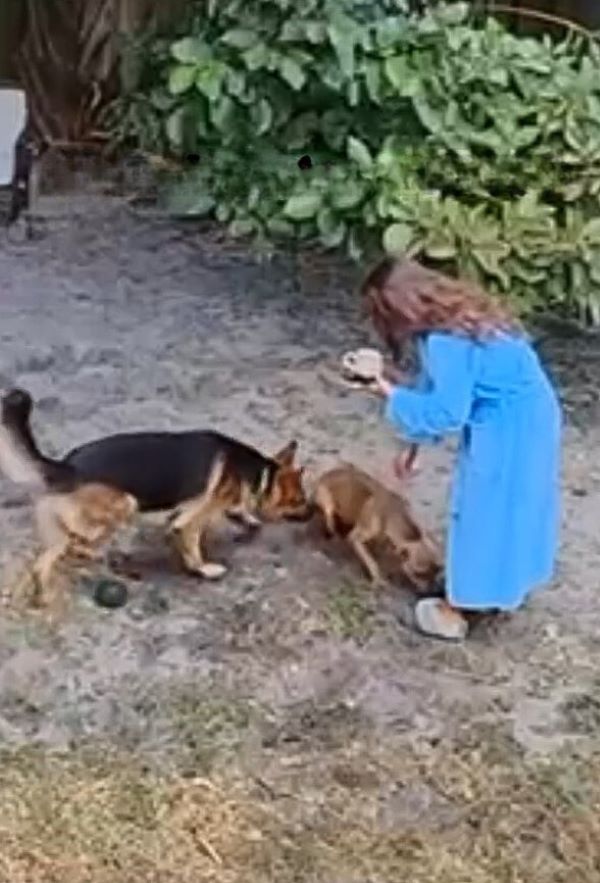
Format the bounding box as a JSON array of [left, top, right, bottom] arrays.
[[393, 444, 420, 479], [370, 374, 394, 397], [382, 363, 406, 385]]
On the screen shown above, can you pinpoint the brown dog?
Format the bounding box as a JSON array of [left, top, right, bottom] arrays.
[[1, 389, 310, 606], [313, 464, 442, 590], [31, 483, 138, 608]]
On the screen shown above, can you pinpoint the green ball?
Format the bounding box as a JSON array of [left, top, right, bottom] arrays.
[[93, 579, 129, 609]]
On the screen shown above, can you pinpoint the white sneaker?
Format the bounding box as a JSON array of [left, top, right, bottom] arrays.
[[415, 598, 469, 641]]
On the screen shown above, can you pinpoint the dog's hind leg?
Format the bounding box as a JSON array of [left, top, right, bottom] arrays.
[[33, 486, 137, 609], [32, 495, 71, 607]]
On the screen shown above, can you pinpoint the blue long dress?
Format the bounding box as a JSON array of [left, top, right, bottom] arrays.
[[385, 332, 561, 611]]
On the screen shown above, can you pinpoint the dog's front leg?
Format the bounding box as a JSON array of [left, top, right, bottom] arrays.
[[227, 483, 261, 532], [227, 506, 261, 531], [347, 504, 386, 588], [348, 531, 385, 587], [313, 485, 337, 537], [168, 497, 227, 580]]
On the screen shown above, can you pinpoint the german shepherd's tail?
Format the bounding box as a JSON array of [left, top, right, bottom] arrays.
[[0, 388, 75, 491]]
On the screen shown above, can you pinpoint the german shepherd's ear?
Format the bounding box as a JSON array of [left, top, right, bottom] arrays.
[[273, 440, 298, 467]]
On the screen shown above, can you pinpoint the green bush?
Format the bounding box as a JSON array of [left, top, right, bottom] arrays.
[[110, 0, 600, 323]]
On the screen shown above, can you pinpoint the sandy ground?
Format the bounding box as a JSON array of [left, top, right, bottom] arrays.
[[0, 190, 599, 880]]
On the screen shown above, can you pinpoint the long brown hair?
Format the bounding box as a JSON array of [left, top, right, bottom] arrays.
[[362, 257, 522, 346]]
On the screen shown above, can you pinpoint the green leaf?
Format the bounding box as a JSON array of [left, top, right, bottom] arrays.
[[317, 207, 345, 247], [168, 186, 215, 217], [330, 180, 365, 210], [321, 226, 346, 249], [285, 111, 318, 149], [186, 194, 215, 216], [283, 191, 323, 220], [384, 56, 409, 92], [320, 62, 345, 92], [267, 217, 295, 238], [226, 68, 246, 98], [242, 43, 270, 71], [171, 37, 211, 65], [280, 21, 305, 42], [588, 289, 600, 326], [347, 136, 373, 170], [587, 251, 600, 285], [364, 60, 381, 103], [425, 240, 458, 260], [347, 80, 360, 107], [347, 229, 363, 261], [279, 56, 306, 90], [195, 65, 225, 101], [376, 16, 409, 50], [165, 107, 185, 146], [434, 1, 469, 26], [305, 21, 327, 44], [220, 29, 259, 50], [562, 181, 585, 202], [327, 18, 356, 79], [583, 217, 600, 244], [216, 203, 232, 223], [247, 185, 261, 211], [383, 223, 414, 255], [168, 65, 196, 96], [472, 248, 510, 286], [196, 108, 209, 140], [322, 109, 350, 150], [253, 99, 273, 135], [412, 95, 444, 136], [210, 96, 236, 132], [229, 218, 256, 238]]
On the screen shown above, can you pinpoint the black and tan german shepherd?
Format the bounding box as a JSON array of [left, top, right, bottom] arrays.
[[0, 388, 310, 605]]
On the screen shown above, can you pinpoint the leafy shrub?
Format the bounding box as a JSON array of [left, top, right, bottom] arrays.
[[110, 0, 600, 323]]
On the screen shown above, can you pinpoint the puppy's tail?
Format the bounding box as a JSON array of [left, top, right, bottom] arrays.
[[0, 388, 75, 491]]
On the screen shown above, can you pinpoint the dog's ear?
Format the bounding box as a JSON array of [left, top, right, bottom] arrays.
[[274, 440, 298, 467]]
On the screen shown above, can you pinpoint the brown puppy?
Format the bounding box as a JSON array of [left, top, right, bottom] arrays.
[[0, 389, 310, 606], [313, 464, 442, 590], [32, 483, 138, 608]]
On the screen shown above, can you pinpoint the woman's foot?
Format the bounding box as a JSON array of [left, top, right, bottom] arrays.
[[415, 598, 468, 641]]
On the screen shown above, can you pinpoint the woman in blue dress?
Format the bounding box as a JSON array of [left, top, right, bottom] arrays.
[[362, 257, 561, 641]]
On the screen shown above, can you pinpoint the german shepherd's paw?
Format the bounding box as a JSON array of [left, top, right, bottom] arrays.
[[198, 562, 228, 580]]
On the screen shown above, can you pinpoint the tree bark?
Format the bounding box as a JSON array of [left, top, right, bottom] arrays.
[[14, 0, 187, 143]]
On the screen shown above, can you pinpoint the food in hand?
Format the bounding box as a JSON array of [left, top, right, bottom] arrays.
[[341, 348, 384, 384]]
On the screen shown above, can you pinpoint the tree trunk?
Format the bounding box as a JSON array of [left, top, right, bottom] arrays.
[[0, 0, 24, 81], [14, 0, 187, 143]]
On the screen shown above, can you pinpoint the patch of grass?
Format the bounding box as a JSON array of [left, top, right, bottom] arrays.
[[0, 747, 283, 883], [0, 733, 599, 883], [166, 687, 255, 774], [262, 700, 366, 751], [325, 580, 375, 643]]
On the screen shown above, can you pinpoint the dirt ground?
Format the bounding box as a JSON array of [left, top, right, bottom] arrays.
[[0, 187, 600, 882]]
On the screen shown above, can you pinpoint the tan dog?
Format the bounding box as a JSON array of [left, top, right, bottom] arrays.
[[313, 464, 442, 590], [31, 483, 138, 608]]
